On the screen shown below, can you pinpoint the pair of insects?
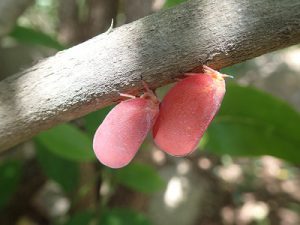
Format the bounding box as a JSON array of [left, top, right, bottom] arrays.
[[93, 66, 231, 168]]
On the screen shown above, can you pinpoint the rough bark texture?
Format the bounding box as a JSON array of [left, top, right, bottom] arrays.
[[0, 0, 34, 37], [1, 0, 300, 152]]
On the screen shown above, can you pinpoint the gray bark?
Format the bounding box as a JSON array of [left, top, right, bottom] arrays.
[[1, 0, 300, 152]]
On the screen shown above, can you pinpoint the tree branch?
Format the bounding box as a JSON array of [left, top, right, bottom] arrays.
[[1, 0, 300, 152]]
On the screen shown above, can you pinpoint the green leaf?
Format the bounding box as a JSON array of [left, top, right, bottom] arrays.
[[64, 211, 94, 225], [84, 106, 114, 137], [35, 141, 79, 193], [164, 0, 187, 8], [0, 160, 22, 209], [111, 163, 165, 193], [99, 208, 151, 225], [35, 123, 95, 162], [9, 25, 65, 50], [205, 84, 300, 164]]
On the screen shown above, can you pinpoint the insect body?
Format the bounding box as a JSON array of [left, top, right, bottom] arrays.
[[152, 66, 229, 156], [93, 87, 159, 168]]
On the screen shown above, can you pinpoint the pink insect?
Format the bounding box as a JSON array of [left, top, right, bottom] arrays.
[[152, 66, 231, 156], [93, 84, 159, 168]]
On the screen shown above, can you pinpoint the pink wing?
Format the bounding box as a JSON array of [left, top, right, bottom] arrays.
[[93, 98, 158, 168], [152, 74, 225, 156]]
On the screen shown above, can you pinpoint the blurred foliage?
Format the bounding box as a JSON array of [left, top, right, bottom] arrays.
[[19, 0, 59, 36], [84, 106, 114, 138], [111, 163, 165, 193], [206, 84, 300, 164], [36, 124, 95, 162], [0, 160, 22, 209], [63, 210, 94, 225], [62, 208, 152, 225], [36, 141, 79, 193], [9, 25, 65, 50], [164, 0, 187, 8], [100, 208, 151, 225]]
